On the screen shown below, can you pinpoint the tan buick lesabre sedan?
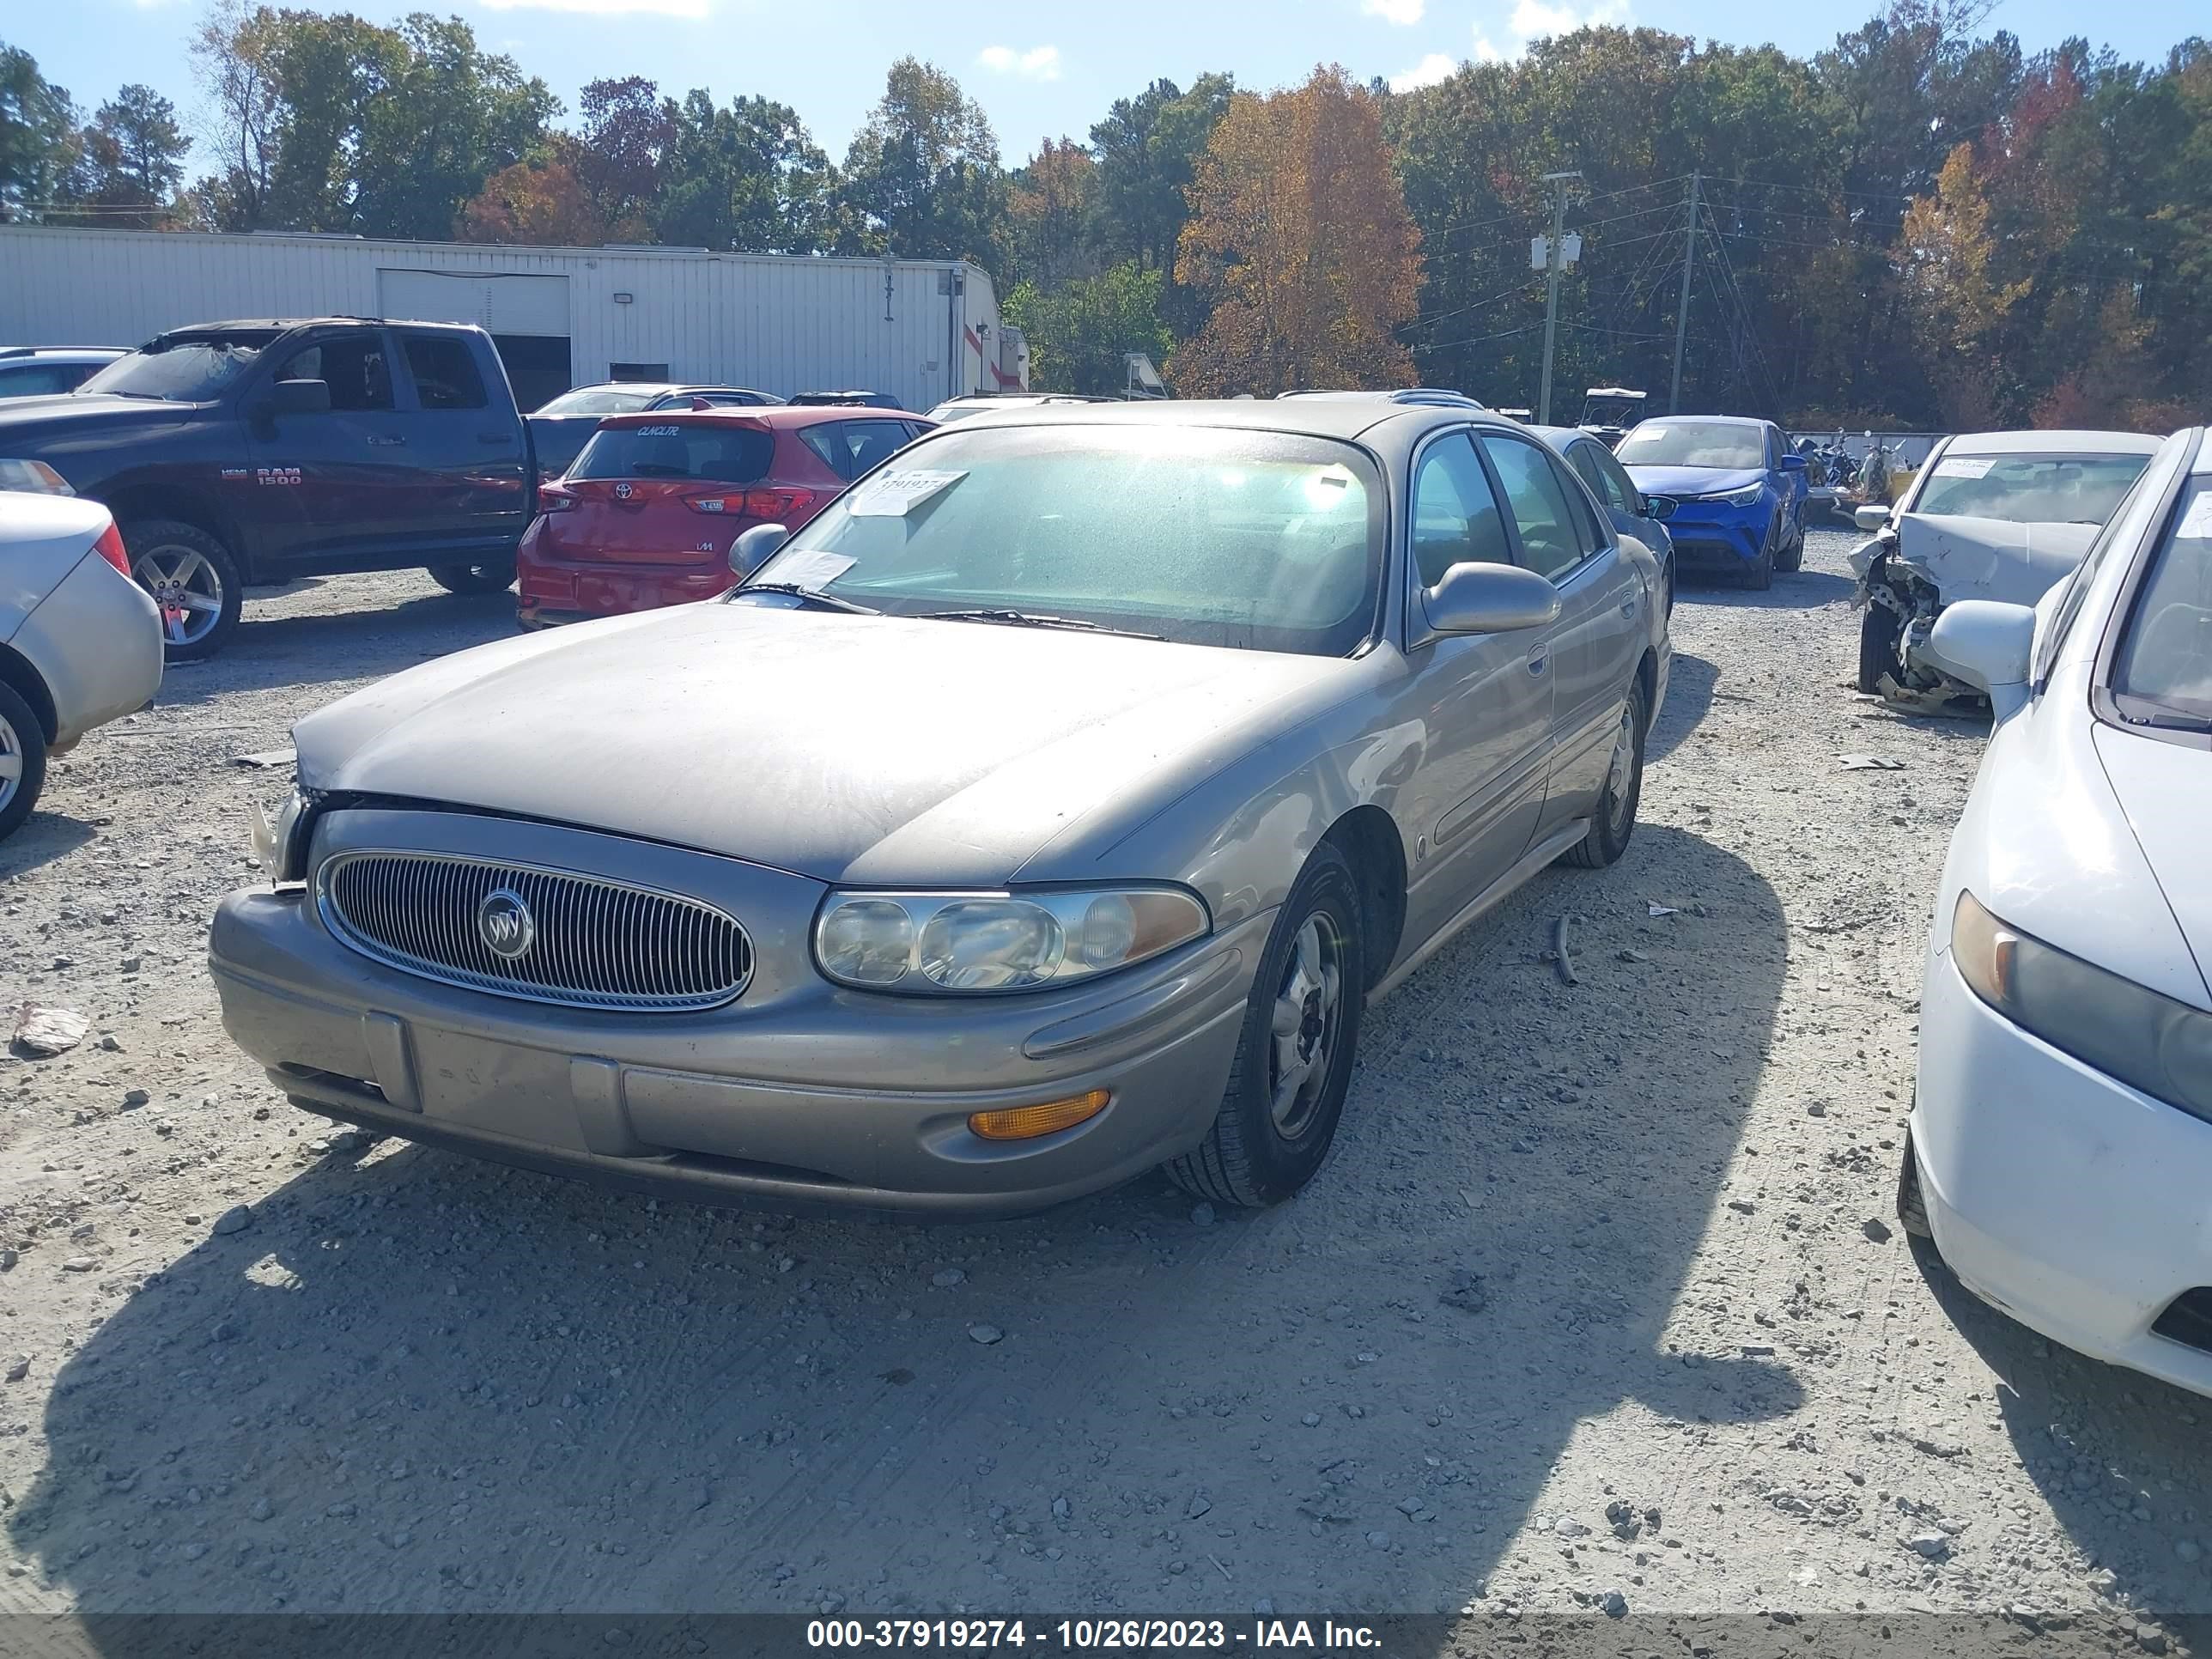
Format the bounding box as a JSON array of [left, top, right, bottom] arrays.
[[210, 398, 1669, 1217]]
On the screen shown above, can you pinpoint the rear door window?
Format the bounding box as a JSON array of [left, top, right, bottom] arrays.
[[801, 420, 916, 482], [568, 422, 774, 483], [1567, 441, 1630, 514], [1480, 434, 1601, 580], [399, 332, 488, 410]]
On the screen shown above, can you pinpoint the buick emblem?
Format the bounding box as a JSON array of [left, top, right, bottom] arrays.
[[477, 888, 536, 961]]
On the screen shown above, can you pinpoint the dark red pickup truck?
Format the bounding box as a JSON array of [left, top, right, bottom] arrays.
[[0, 318, 535, 659]]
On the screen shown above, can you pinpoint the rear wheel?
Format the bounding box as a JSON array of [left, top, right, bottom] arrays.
[[0, 681, 51, 842], [1564, 673, 1648, 869], [125, 519, 241, 662], [428, 562, 516, 596], [1168, 843, 1366, 1208], [1857, 604, 1903, 693]]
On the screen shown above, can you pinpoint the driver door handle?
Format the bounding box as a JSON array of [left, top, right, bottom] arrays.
[[1527, 651, 1548, 677]]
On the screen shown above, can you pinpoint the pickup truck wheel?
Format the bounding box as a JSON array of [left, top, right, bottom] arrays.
[[1168, 842, 1365, 1208], [428, 562, 516, 596], [125, 520, 241, 662], [0, 681, 51, 842], [1563, 674, 1647, 869]]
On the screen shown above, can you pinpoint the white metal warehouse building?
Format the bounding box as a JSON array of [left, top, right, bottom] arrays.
[[0, 227, 1023, 413]]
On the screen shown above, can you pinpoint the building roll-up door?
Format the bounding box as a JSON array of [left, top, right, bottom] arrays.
[[376, 270, 572, 411]]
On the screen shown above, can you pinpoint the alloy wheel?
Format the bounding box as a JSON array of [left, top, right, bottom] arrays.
[[1268, 914, 1346, 1138], [0, 711, 21, 813], [1602, 708, 1637, 836], [134, 545, 227, 648]]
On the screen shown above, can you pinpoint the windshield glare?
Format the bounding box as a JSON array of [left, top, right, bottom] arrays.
[[743, 425, 1383, 656], [1912, 453, 2150, 526], [79, 333, 278, 402], [1614, 422, 1764, 470], [2112, 478, 2212, 725], [538, 386, 659, 416]]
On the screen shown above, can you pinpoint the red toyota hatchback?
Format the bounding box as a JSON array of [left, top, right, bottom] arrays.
[[515, 404, 933, 628]]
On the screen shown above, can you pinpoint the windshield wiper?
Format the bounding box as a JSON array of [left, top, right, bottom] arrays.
[[734, 583, 879, 615], [915, 608, 1165, 641]]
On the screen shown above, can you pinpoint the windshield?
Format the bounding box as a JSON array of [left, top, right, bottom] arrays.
[[538, 386, 659, 416], [568, 422, 772, 483], [741, 424, 1383, 656], [1911, 452, 2150, 526], [1613, 422, 1764, 470], [78, 331, 279, 402], [2111, 479, 2212, 726]]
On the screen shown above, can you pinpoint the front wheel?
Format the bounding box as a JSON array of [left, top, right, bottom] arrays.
[[1564, 673, 1647, 869], [1776, 509, 1805, 573], [1742, 518, 1778, 590], [1168, 842, 1366, 1208], [427, 562, 516, 596], [125, 519, 242, 661], [0, 680, 51, 842], [1857, 604, 1903, 693]]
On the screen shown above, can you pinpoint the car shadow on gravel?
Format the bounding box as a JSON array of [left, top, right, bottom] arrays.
[[1647, 653, 1716, 766], [155, 595, 519, 708], [9, 825, 1794, 1629], [1911, 1245, 2212, 1618], [0, 813, 94, 880]]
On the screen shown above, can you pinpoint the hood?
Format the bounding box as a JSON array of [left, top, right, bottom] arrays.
[[295, 601, 1361, 886], [1895, 513, 2097, 607], [1621, 464, 1765, 499], [0, 394, 193, 442], [2092, 723, 2212, 1006]]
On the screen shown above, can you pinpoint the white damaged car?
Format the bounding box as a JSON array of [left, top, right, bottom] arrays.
[[1901, 425, 2212, 1398], [1850, 429, 2160, 704]]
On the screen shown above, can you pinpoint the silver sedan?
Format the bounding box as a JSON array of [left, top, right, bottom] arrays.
[[210, 401, 1670, 1215]]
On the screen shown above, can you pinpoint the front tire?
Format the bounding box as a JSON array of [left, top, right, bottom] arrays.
[[428, 562, 516, 596], [0, 681, 51, 842], [125, 519, 242, 662], [1897, 1128, 1933, 1240], [1742, 517, 1778, 590], [1857, 604, 1903, 693], [1169, 843, 1366, 1208], [1776, 508, 1805, 573], [1564, 673, 1648, 869]]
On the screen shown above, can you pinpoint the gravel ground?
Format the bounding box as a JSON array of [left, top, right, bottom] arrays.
[[0, 531, 2206, 1642]]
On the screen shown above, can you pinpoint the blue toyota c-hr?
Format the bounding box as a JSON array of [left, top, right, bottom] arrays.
[[1615, 415, 1807, 589]]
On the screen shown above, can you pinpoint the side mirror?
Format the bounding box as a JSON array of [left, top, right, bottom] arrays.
[[730, 522, 788, 577], [1854, 503, 1892, 532], [1421, 562, 1561, 637], [1643, 495, 1677, 523], [269, 377, 331, 415], [1779, 453, 1808, 472], [1929, 599, 2036, 720]]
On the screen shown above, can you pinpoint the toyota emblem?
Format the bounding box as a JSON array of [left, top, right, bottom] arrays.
[[613, 481, 634, 500], [477, 888, 536, 961]]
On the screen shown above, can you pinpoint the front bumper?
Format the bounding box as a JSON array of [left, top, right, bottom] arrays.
[[1663, 498, 1771, 571], [1912, 950, 2212, 1398], [208, 811, 1259, 1218]]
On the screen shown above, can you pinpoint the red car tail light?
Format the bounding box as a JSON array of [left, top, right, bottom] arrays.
[[538, 482, 576, 513], [742, 486, 822, 520], [94, 521, 131, 576]]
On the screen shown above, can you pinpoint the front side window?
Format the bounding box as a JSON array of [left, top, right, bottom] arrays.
[[1911, 452, 2151, 526], [272, 335, 393, 412], [1568, 442, 1630, 514], [79, 331, 279, 402], [1410, 432, 1513, 587], [1614, 422, 1766, 470], [1480, 434, 1595, 580], [2036, 459, 2169, 682], [746, 424, 1382, 657], [2109, 478, 2212, 729]]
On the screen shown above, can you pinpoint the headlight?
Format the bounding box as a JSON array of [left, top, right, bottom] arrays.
[[1951, 890, 2212, 1123], [248, 786, 314, 884], [813, 887, 1210, 994], [1714, 483, 1765, 507]]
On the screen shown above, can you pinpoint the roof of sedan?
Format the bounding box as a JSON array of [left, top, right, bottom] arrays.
[[1943, 428, 2164, 456], [597, 404, 924, 428], [939, 397, 1493, 442]]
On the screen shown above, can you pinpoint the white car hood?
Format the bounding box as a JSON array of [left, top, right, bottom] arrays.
[[1896, 513, 2100, 607], [2093, 721, 2212, 1003]]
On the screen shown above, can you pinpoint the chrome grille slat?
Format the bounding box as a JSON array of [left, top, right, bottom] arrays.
[[318, 850, 752, 1013]]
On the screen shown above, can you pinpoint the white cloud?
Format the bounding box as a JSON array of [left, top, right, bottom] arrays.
[[480, 0, 709, 14], [1362, 0, 1426, 23], [1506, 0, 1631, 42], [976, 45, 1064, 82], [1388, 52, 1458, 93], [1472, 32, 1504, 60]]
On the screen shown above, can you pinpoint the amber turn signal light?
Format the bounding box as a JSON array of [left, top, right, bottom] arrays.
[[968, 1091, 1110, 1141]]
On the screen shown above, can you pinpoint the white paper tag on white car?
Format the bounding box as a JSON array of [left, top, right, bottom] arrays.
[[846, 469, 966, 516], [763, 550, 855, 589], [2179, 490, 2212, 540], [1932, 457, 1995, 479]]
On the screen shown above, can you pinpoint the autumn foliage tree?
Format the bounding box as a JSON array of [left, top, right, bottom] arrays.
[[1171, 67, 1421, 397], [457, 149, 608, 246], [1895, 143, 2027, 428]]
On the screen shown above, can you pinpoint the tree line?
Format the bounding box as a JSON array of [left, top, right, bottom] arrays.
[[0, 1, 2205, 428]]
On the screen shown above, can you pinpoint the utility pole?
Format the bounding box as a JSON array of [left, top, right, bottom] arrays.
[[1668, 170, 1700, 415], [1536, 169, 1580, 426]]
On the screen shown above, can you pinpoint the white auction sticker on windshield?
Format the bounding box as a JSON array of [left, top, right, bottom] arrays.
[[846, 469, 966, 516], [1932, 456, 1995, 479], [763, 550, 855, 589], [2179, 490, 2212, 540]]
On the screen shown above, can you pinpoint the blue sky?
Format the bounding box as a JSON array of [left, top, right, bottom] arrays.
[[11, 0, 2205, 167]]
